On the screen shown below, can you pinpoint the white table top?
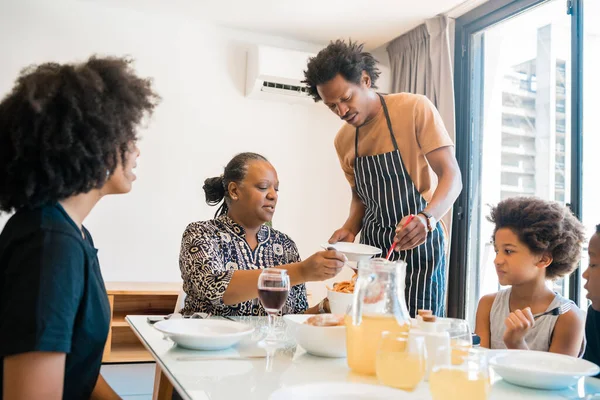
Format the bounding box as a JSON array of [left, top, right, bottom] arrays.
[[126, 315, 600, 400]]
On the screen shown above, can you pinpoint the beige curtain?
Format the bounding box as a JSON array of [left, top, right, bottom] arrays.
[[386, 15, 456, 256]]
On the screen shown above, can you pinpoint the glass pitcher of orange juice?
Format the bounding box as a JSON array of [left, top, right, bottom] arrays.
[[345, 258, 411, 375]]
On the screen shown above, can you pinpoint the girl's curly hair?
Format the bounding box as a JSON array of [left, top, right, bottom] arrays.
[[303, 39, 380, 102], [488, 196, 586, 280], [0, 55, 160, 212]]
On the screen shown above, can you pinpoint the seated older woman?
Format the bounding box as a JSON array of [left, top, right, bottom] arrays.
[[179, 152, 345, 316]]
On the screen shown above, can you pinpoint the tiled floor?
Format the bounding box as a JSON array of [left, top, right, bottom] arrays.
[[101, 363, 156, 400]]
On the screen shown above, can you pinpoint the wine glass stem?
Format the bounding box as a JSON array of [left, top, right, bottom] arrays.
[[267, 312, 276, 340], [265, 347, 275, 372]]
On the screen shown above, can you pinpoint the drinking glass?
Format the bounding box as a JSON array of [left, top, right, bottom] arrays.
[[444, 318, 472, 365], [257, 269, 290, 345], [376, 331, 425, 391], [429, 346, 490, 400]]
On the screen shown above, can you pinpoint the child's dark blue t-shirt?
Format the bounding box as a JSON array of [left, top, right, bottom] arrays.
[[584, 306, 600, 377], [0, 203, 111, 399]]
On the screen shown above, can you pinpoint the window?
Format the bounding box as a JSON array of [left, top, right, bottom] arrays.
[[451, 0, 585, 321]]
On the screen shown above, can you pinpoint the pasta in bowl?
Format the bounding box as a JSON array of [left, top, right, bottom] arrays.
[[327, 274, 356, 315]]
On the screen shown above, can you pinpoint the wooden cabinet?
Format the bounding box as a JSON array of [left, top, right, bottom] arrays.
[[102, 282, 180, 363]]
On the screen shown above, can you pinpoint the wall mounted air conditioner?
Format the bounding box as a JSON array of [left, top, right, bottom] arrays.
[[245, 44, 316, 103]]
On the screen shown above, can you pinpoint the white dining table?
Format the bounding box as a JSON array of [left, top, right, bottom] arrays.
[[126, 315, 600, 400]]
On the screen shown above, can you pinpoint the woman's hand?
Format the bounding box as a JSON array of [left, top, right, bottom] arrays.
[[299, 250, 345, 281], [503, 307, 534, 349], [304, 298, 331, 314]]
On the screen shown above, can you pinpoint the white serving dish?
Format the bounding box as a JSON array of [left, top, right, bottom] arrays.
[[489, 350, 600, 390], [323, 242, 381, 263], [153, 318, 254, 351], [284, 314, 346, 358]]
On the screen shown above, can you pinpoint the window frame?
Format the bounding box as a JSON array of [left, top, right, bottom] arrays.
[[449, 0, 584, 319]]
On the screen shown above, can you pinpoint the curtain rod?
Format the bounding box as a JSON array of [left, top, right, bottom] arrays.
[[442, 0, 489, 19]]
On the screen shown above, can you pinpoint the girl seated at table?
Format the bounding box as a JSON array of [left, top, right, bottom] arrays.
[[0, 57, 159, 399], [475, 197, 586, 356], [179, 152, 345, 317]]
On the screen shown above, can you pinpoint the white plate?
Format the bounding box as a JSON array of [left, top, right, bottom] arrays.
[[323, 242, 382, 262], [284, 314, 346, 358], [269, 383, 406, 400], [154, 319, 254, 351], [490, 350, 600, 390]]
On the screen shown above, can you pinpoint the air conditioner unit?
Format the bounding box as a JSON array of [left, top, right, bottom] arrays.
[[245, 44, 316, 103]]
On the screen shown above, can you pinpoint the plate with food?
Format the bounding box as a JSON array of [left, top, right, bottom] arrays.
[[284, 314, 346, 358]]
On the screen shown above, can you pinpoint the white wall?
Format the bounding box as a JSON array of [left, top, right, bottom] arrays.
[[0, 0, 361, 302]]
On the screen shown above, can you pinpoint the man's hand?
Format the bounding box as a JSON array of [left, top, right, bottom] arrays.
[[329, 228, 356, 244], [394, 214, 428, 251]]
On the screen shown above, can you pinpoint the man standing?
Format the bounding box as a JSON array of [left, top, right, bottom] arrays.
[[304, 40, 462, 316]]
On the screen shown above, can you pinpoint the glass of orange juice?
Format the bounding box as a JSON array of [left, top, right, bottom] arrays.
[[445, 319, 472, 365], [445, 319, 470, 340], [436, 318, 472, 365], [376, 331, 425, 391], [429, 347, 490, 400]]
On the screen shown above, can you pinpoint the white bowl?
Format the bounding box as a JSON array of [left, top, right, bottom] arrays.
[[327, 289, 354, 315], [284, 314, 346, 358], [489, 350, 600, 390], [323, 242, 381, 263], [154, 319, 254, 351]]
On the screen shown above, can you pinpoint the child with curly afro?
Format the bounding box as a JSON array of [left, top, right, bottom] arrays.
[[475, 197, 586, 356], [0, 56, 159, 399]]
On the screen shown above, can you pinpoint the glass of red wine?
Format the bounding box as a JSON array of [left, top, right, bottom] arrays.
[[258, 268, 290, 345]]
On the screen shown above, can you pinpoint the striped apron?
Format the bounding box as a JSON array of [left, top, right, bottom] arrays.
[[354, 94, 446, 317]]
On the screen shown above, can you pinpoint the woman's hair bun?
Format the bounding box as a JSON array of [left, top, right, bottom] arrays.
[[203, 176, 225, 205]]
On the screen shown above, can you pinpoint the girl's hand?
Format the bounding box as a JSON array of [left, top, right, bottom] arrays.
[[503, 307, 534, 349]]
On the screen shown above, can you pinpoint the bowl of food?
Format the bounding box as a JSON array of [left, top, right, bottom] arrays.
[[327, 275, 356, 315], [284, 314, 346, 358]]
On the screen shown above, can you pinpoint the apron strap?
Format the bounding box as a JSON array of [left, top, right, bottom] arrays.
[[378, 93, 399, 151], [354, 93, 399, 160]]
